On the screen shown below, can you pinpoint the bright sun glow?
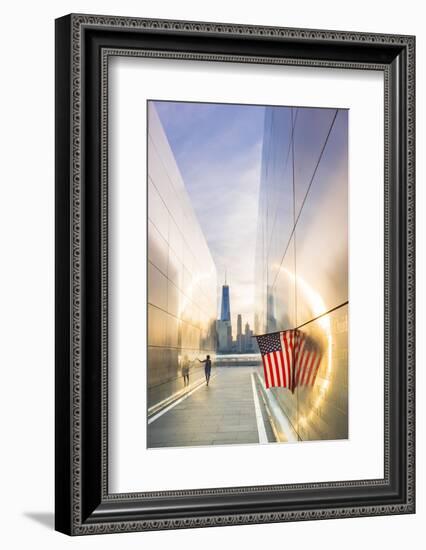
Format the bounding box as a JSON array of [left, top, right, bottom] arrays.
[[281, 267, 333, 426]]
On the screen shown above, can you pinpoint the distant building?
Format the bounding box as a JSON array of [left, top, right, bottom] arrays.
[[237, 314, 242, 336], [217, 285, 259, 354], [220, 284, 231, 322], [226, 323, 233, 351], [216, 320, 231, 352], [217, 277, 232, 353], [244, 322, 254, 352], [236, 313, 243, 352]]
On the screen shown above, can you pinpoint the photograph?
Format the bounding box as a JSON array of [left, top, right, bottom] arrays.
[[147, 99, 349, 449]]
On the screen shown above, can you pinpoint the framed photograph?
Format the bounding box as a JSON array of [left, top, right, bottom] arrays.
[[55, 14, 415, 535]]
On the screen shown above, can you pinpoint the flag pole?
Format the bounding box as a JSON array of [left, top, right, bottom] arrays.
[[252, 300, 349, 339]]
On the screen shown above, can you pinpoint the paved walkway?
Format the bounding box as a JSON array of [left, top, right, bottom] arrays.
[[147, 367, 274, 448]]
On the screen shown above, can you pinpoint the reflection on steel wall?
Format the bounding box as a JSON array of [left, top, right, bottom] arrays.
[[255, 106, 348, 441], [147, 103, 217, 408]]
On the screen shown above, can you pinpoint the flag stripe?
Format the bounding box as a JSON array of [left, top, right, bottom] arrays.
[[288, 331, 294, 391], [305, 353, 316, 386], [267, 353, 277, 386], [262, 354, 270, 388], [299, 335, 311, 386], [280, 332, 291, 387], [279, 350, 287, 387], [265, 355, 272, 388], [274, 351, 284, 386], [300, 350, 311, 386], [309, 355, 321, 386], [267, 354, 275, 387], [294, 333, 304, 386], [270, 352, 278, 386]]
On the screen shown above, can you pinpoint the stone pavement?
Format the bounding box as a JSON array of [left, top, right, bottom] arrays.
[[147, 366, 275, 448]]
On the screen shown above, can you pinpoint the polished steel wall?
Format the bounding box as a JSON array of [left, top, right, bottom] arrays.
[[147, 103, 217, 408], [255, 106, 348, 441]]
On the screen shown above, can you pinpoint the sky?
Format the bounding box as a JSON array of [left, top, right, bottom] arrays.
[[154, 100, 265, 331]]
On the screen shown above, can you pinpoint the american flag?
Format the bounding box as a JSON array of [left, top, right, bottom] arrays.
[[255, 329, 322, 391]]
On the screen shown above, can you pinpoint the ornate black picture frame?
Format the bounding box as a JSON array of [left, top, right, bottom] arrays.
[[55, 13, 415, 535]]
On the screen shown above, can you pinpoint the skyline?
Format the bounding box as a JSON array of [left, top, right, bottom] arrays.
[[154, 100, 264, 329]]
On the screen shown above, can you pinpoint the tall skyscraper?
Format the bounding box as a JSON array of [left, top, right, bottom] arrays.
[[217, 273, 232, 352], [216, 320, 229, 352], [220, 278, 231, 322]]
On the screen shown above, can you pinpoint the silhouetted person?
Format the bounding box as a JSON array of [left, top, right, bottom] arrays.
[[181, 355, 190, 387], [197, 355, 212, 386]]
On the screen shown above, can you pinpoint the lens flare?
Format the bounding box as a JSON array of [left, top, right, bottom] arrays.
[[281, 267, 333, 427]]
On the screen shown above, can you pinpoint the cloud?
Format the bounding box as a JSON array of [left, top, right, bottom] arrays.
[[155, 101, 265, 329]]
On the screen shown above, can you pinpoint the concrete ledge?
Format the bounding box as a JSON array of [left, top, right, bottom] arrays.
[[255, 372, 299, 443]]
